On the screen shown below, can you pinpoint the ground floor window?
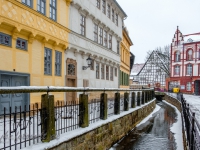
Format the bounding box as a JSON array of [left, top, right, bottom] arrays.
[[186, 82, 191, 91]]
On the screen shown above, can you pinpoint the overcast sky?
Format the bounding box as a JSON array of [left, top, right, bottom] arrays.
[[117, 0, 200, 64]]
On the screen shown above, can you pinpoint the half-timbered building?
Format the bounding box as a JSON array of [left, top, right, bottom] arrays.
[[134, 51, 169, 89]]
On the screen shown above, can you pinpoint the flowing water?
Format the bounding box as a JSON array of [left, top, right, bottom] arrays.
[[111, 102, 178, 150]]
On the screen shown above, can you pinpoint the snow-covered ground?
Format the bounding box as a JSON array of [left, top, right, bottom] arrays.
[[163, 100, 183, 150], [168, 92, 200, 124], [182, 94, 200, 123]]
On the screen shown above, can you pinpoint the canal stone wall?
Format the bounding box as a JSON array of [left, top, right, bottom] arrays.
[[164, 94, 181, 112], [50, 100, 156, 150], [164, 94, 187, 150]]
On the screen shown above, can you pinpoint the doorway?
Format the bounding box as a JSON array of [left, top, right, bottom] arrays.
[[194, 80, 200, 95], [0, 72, 29, 114]]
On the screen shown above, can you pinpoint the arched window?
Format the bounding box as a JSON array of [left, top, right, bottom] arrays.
[[174, 65, 180, 75], [174, 51, 180, 62], [186, 64, 192, 75], [187, 49, 193, 61]]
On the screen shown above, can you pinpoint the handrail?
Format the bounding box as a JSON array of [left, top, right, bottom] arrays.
[[0, 86, 154, 94]]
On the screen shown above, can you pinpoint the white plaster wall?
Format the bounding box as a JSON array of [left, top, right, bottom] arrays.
[[71, 0, 123, 39], [66, 49, 119, 89], [66, 0, 124, 90]]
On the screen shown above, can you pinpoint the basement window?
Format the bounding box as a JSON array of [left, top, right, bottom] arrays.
[[16, 38, 27, 50], [0, 32, 12, 47]]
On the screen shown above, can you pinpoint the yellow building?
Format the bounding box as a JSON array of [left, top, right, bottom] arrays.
[[120, 27, 133, 88], [0, 0, 71, 112]]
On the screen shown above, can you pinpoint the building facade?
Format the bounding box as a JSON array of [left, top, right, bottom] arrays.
[[120, 27, 133, 88], [66, 0, 127, 100], [132, 51, 169, 90], [168, 26, 200, 95], [0, 0, 71, 113]]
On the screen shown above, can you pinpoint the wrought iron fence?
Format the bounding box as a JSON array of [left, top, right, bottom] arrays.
[[173, 93, 200, 150], [0, 101, 80, 150], [107, 98, 115, 117], [0, 86, 154, 150], [89, 99, 100, 124]]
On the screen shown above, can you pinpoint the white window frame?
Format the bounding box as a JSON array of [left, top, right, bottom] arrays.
[[99, 27, 103, 45], [186, 64, 192, 75], [96, 62, 100, 79], [103, 30, 107, 47], [102, 0, 106, 14], [94, 24, 98, 42], [80, 15, 86, 36], [186, 82, 191, 91]]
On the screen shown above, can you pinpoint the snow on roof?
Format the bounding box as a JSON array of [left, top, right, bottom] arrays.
[[184, 34, 200, 43], [130, 63, 144, 76]]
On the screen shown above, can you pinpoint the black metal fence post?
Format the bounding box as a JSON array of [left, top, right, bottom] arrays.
[[114, 93, 120, 114], [145, 91, 148, 103], [137, 92, 141, 106], [100, 93, 107, 120], [141, 91, 144, 104], [41, 94, 55, 142], [131, 92, 135, 108], [190, 113, 195, 150], [79, 94, 89, 128], [124, 92, 129, 111]]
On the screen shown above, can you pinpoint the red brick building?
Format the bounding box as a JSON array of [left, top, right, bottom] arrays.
[[168, 26, 200, 95]]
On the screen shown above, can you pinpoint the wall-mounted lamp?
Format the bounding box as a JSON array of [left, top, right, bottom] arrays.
[[82, 55, 92, 70]]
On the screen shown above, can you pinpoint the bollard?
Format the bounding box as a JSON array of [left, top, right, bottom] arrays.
[[124, 92, 129, 111], [114, 93, 120, 114], [79, 94, 89, 128], [41, 94, 55, 142], [131, 92, 136, 108], [141, 91, 145, 104], [100, 93, 108, 120], [137, 92, 141, 106]]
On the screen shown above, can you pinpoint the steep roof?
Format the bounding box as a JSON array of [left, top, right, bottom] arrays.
[[137, 50, 170, 76], [130, 63, 144, 76]]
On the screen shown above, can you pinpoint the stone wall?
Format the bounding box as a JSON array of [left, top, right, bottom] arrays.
[[164, 94, 187, 150], [50, 100, 156, 150]]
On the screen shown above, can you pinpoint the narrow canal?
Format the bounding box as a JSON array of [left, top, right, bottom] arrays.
[[110, 102, 178, 150]]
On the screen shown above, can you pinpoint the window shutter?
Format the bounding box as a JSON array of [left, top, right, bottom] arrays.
[[120, 71, 122, 85]]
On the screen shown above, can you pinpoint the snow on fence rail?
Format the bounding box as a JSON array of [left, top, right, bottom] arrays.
[[0, 86, 154, 150]]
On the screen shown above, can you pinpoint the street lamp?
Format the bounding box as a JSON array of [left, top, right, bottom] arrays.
[[82, 55, 92, 70]]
